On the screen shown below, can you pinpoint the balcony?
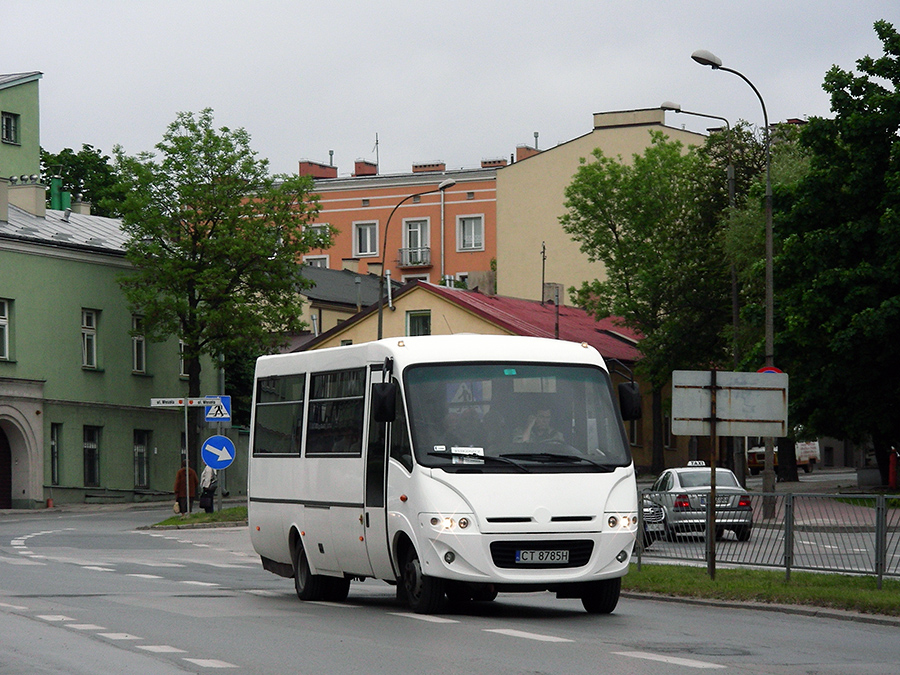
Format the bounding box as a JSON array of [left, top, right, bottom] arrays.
[[398, 247, 432, 268]]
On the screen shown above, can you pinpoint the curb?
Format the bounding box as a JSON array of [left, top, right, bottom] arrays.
[[621, 591, 900, 627], [142, 520, 248, 531]]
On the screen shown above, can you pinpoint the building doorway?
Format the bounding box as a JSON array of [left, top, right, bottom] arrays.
[[0, 427, 11, 509]]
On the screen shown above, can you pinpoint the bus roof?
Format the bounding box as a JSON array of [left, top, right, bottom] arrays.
[[255, 335, 609, 379]]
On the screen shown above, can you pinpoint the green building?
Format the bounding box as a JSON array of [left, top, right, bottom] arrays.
[[1, 72, 42, 181], [0, 72, 242, 509]]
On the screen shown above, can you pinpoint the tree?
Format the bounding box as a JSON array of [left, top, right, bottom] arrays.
[[561, 132, 731, 473], [774, 20, 900, 483], [41, 144, 124, 217], [114, 109, 329, 457]]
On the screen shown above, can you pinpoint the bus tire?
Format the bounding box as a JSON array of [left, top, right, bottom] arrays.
[[580, 577, 621, 614], [402, 546, 446, 614], [293, 540, 326, 601], [323, 576, 351, 602]]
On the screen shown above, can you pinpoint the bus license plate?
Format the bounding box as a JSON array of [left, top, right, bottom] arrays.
[[515, 549, 569, 564]]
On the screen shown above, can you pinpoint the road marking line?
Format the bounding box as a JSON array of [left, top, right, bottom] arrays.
[[183, 658, 238, 668], [67, 624, 107, 630], [484, 628, 573, 643], [181, 581, 219, 587], [309, 601, 362, 608], [37, 615, 74, 622], [99, 633, 142, 640], [612, 651, 727, 669], [138, 645, 187, 653], [127, 573, 164, 579], [0, 602, 28, 610], [244, 589, 281, 596], [82, 566, 114, 572], [389, 612, 459, 623]]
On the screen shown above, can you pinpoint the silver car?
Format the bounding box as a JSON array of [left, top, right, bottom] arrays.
[[647, 463, 752, 541]]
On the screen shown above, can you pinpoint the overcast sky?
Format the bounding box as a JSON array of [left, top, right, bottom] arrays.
[[6, 2, 895, 177]]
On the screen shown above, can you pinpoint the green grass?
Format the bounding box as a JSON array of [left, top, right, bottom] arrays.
[[623, 563, 900, 616], [153, 507, 898, 617], [154, 505, 247, 528]]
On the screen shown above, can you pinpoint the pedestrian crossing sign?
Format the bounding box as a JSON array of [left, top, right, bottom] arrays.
[[204, 395, 231, 422]]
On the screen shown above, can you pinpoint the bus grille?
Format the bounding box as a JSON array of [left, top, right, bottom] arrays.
[[489, 540, 594, 569]]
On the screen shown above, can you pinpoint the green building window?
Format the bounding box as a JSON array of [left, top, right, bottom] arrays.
[[1, 112, 19, 144], [83, 426, 101, 487]]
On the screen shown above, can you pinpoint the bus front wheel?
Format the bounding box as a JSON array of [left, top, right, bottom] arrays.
[[580, 577, 621, 614], [293, 540, 326, 601], [402, 546, 446, 614]]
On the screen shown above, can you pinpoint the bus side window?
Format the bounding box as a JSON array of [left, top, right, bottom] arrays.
[[390, 385, 413, 472]]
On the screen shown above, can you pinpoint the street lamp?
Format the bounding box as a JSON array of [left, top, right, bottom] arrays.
[[692, 49, 777, 498], [376, 178, 456, 340]]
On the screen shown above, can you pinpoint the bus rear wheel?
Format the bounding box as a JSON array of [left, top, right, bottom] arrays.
[[293, 540, 326, 601], [402, 546, 446, 614], [580, 577, 621, 614]]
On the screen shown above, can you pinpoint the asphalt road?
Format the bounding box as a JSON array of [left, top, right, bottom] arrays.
[[1, 503, 898, 674]]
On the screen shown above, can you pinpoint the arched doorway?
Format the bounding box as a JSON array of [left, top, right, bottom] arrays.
[[0, 426, 11, 509]]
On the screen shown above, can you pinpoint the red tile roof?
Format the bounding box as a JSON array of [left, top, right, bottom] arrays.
[[418, 283, 642, 363]]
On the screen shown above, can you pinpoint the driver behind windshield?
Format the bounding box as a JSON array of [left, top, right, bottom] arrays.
[[515, 407, 564, 444]]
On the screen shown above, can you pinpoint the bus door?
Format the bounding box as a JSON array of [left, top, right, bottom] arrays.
[[363, 368, 396, 579]]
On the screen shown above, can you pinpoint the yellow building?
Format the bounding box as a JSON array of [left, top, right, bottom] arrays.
[[496, 108, 706, 301]]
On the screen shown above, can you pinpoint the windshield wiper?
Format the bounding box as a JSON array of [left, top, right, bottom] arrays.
[[426, 452, 531, 473], [500, 452, 616, 471]]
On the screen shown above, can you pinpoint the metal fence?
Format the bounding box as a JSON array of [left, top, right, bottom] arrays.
[[637, 492, 900, 587]]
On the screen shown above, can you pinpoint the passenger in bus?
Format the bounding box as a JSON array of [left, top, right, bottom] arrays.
[[515, 407, 564, 444], [444, 407, 483, 447]]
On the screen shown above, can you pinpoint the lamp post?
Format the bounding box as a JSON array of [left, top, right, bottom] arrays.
[[662, 101, 745, 482], [377, 178, 456, 340], [692, 49, 777, 499]]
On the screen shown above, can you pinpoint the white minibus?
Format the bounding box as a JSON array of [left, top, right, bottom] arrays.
[[248, 334, 641, 614]]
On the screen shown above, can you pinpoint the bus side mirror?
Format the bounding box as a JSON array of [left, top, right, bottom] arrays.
[[372, 382, 398, 423], [618, 381, 642, 421]]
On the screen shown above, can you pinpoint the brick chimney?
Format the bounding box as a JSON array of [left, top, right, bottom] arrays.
[[299, 160, 338, 179], [481, 158, 508, 169], [515, 145, 540, 162], [353, 160, 377, 177], [7, 178, 46, 217], [412, 161, 446, 173], [0, 178, 8, 223]]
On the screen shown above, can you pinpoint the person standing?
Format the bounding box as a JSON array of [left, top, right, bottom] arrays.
[[174, 457, 199, 515], [199, 462, 218, 514]]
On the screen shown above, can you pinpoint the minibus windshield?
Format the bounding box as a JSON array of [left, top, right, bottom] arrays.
[[404, 362, 631, 472]]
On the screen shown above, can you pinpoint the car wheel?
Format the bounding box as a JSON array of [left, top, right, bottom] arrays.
[[293, 539, 326, 601], [735, 525, 752, 542], [581, 577, 621, 614], [402, 546, 446, 614]]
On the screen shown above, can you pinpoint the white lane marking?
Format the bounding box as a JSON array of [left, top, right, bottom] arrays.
[[82, 566, 114, 572], [67, 624, 107, 630], [389, 612, 459, 624], [612, 651, 727, 669], [99, 633, 142, 641], [484, 628, 573, 643], [0, 558, 45, 565], [181, 581, 219, 587], [10, 540, 26, 546], [183, 658, 239, 668], [37, 614, 74, 622], [137, 645, 187, 653], [244, 589, 280, 596], [127, 573, 164, 579], [309, 601, 362, 608], [0, 602, 29, 610]]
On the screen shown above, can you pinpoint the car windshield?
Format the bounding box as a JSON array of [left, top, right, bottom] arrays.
[[404, 362, 631, 472], [678, 469, 741, 489]]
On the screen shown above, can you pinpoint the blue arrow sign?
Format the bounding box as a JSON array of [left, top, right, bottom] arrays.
[[201, 435, 236, 470]]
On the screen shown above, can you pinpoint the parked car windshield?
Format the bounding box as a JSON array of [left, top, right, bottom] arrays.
[[678, 469, 741, 489], [404, 362, 631, 472]]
